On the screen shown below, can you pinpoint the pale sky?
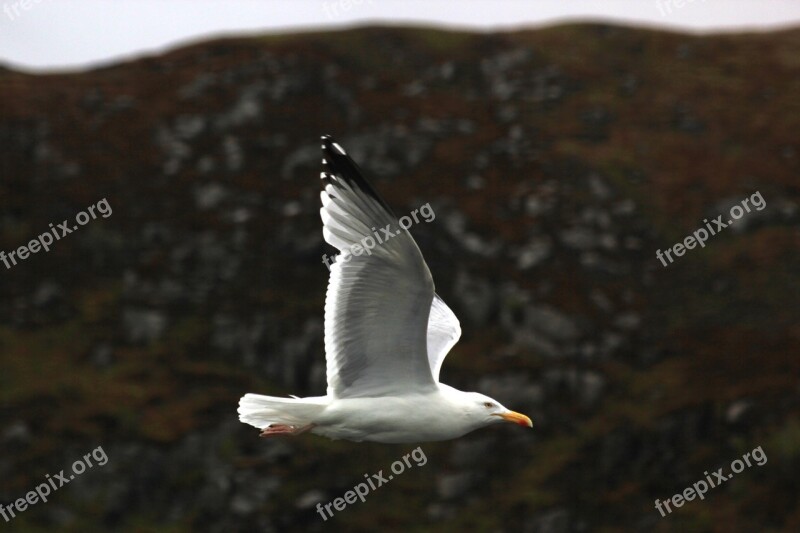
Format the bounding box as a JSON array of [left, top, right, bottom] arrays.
[[1, 0, 799, 73]]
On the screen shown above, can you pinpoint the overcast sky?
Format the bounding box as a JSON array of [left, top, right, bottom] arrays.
[[1, 0, 799, 72]]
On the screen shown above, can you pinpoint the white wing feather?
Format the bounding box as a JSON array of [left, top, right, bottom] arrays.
[[319, 136, 438, 398], [426, 294, 462, 382]]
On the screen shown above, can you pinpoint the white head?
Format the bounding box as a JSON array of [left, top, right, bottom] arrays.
[[452, 389, 533, 431]]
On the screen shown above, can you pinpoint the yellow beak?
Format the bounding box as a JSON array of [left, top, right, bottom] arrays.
[[496, 411, 533, 428]]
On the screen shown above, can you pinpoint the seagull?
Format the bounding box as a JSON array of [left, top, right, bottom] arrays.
[[237, 135, 532, 443]]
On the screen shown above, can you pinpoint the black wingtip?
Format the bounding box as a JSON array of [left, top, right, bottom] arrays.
[[320, 135, 349, 159], [318, 135, 396, 217]]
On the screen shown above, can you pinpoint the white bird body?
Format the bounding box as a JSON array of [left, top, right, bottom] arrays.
[[237, 136, 532, 443], [241, 384, 518, 443]]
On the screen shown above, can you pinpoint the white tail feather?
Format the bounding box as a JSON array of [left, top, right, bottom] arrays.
[[237, 393, 326, 429]]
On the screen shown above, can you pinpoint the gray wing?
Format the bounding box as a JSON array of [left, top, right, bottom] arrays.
[[319, 135, 437, 398], [426, 294, 462, 382]]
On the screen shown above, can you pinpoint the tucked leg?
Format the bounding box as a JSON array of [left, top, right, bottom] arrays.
[[259, 423, 316, 438]]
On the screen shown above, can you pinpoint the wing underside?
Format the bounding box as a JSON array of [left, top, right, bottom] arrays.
[[319, 135, 439, 398]]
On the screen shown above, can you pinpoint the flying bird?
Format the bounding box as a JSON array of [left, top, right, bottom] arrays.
[[237, 135, 532, 443]]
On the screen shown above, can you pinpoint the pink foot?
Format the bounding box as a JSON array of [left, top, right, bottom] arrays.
[[259, 423, 315, 438]]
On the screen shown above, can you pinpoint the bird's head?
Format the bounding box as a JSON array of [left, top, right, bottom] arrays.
[[461, 391, 533, 430]]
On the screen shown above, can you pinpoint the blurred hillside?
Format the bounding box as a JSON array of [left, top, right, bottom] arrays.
[[1, 24, 799, 532]]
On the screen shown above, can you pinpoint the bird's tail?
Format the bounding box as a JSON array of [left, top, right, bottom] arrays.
[[237, 393, 327, 429]]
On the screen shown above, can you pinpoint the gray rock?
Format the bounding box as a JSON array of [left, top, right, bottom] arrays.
[[527, 508, 570, 533], [223, 135, 244, 171], [122, 308, 167, 344], [516, 238, 552, 269], [281, 144, 320, 180], [614, 312, 641, 331], [451, 437, 494, 468], [91, 343, 114, 368], [589, 290, 613, 312], [542, 368, 605, 406], [525, 195, 548, 216], [174, 114, 206, 140], [33, 280, 63, 307], [295, 490, 326, 510], [612, 198, 636, 215], [559, 226, 596, 250], [179, 73, 217, 99], [526, 304, 580, 342], [194, 183, 228, 210], [478, 374, 544, 407], [454, 271, 495, 325], [215, 82, 266, 130], [437, 472, 472, 500], [516, 331, 561, 358], [2, 421, 31, 444], [588, 173, 613, 200], [726, 400, 752, 424]]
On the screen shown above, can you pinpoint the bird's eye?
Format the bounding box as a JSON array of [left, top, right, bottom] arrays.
[[483, 402, 494, 408]]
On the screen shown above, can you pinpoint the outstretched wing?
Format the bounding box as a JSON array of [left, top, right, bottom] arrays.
[[426, 294, 462, 382], [319, 135, 438, 398]]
